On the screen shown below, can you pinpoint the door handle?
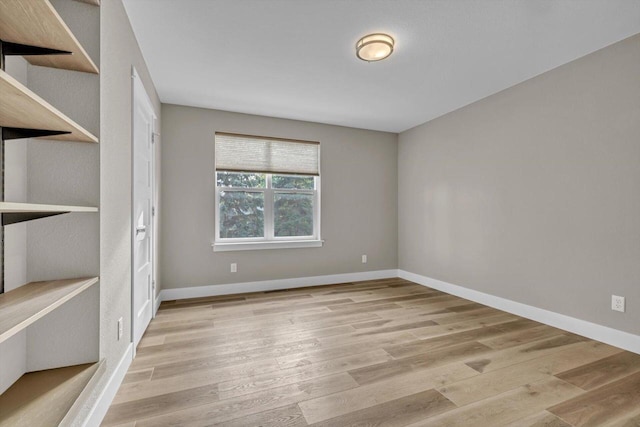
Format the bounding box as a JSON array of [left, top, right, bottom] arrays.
[[136, 225, 147, 241]]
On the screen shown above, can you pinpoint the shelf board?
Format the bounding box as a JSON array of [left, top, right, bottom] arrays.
[[0, 277, 99, 344], [0, 70, 98, 143], [0, 361, 104, 427], [0, 202, 98, 225], [0, 0, 99, 74], [74, 0, 101, 6], [0, 202, 98, 214]]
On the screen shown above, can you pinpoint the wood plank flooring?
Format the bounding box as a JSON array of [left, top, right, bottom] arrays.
[[102, 278, 640, 427]]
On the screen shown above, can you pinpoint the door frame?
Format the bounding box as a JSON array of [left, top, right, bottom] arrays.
[[131, 66, 157, 354]]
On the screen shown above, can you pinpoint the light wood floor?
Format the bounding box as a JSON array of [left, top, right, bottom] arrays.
[[102, 278, 640, 426]]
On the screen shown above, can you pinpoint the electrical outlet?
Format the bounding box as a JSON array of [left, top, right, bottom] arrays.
[[117, 317, 123, 340], [230, 263, 237, 273], [361, 255, 367, 264], [612, 295, 625, 313]]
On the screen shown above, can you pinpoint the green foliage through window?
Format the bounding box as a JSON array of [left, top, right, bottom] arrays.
[[274, 193, 313, 237], [217, 172, 317, 240], [219, 191, 264, 238], [272, 175, 314, 190], [217, 172, 265, 188]]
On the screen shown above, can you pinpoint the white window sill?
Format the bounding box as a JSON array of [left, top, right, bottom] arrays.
[[212, 239, 324, 252]]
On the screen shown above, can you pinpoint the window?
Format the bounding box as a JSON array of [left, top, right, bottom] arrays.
[[213, 133, 321, 251]]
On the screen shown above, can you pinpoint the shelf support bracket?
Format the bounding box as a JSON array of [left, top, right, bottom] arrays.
[[2, 127, 71, 141], [0, 40, 71, 57], [2, 212, 70, 226]]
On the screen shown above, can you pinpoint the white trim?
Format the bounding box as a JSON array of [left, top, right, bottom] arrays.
[[213, 239, 324, 252], [398, 270, 640, 355], [154, 292, 162, 315], [82, 344, 133, 427], [160, 269, 398, 301], [131, 66, 156, 349]]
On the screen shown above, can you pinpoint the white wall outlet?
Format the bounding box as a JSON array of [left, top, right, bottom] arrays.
[[612, 295, 625, 313], [361, 254, 367, 264], [230, 263, 237, 273], [117, 317, 123, 340]]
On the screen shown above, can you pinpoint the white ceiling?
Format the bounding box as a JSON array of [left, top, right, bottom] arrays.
[[122, 0, 640, 133]]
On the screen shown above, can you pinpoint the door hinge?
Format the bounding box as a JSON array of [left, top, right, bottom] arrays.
[[152, 206, 155, 216]]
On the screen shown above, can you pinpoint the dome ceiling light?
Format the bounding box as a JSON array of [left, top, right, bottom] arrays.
[[355, 33, 394, 62]]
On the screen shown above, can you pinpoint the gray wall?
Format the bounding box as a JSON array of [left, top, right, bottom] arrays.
[[0, 55, 28, 395], [75, 0, 161, 424], [398, 33, 640, 335], [3, 55, 28, 294], [161, 105, 397, 289], [100, 0, 161, 389]]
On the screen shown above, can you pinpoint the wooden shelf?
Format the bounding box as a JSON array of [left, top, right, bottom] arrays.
[[0, 201, 98, 224], [0, 202, 98, 214], [0, 277, 99, 344], [0, 0, 99, 74], [75, 0, 101, 6], [0, 361, 104, 427], [0, 70, 98, 143]]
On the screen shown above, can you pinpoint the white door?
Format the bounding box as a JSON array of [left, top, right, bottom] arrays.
[[132, 69, 155, 348]]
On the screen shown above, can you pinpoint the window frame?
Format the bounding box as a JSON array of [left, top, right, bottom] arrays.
[[213, 172, 322, 252]]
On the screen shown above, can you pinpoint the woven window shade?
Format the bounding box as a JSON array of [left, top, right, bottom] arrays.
[[215, 132, 320, 176]]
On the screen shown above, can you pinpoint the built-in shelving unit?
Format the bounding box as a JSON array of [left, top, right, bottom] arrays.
[[0, 277, 99, 343], [0, 0, 99, 74], [0, 0, 102, 424], [0, 361, 105, 427], [0, 70, 98, 143]]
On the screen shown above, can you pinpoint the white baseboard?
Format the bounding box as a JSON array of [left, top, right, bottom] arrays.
[[82, 343, 133, 427], [160, 269, 399, 301], [398, 270, 640, 355]]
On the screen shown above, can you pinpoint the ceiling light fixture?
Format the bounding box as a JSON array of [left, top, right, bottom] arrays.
[[355, 33, 394, 62]]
